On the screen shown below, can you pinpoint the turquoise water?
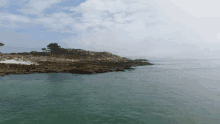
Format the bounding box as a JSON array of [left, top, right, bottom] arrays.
[[1, 59, 220, 124]]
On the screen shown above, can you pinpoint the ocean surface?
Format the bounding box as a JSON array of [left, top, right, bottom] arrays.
[[1, 59, 220, 124]]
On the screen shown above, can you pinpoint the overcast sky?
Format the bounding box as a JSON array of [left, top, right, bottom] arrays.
[[0, 0, 220, 59]]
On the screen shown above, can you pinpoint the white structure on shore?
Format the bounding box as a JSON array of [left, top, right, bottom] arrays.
[[0, 59, 38, 65]]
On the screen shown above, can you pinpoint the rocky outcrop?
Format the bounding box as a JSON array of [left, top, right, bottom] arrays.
[[0, 59, 152, 76], [0, 52, 153, 76]]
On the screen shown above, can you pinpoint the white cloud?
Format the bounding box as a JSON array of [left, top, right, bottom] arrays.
[[153, 0, 220, 43], [69, 0, 157, 31], [1, 0, 220, 59], [60, 0, 220, 58], [18, 0, 65, 15], [33, 12, 78, 33], [167, 0, 220, 18], [0, 13, 31, 28], [0, 13, 30, 22], [0, 0, 10, 7]]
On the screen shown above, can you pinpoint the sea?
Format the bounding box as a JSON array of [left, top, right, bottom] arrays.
[[1, 59, 220, 124]]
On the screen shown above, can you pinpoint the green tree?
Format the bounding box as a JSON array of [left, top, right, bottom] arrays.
[[0, 43, 4, 53], [47, 43, 61, 56], [41, 48, 46, 52], [0, 42, 4, 47]]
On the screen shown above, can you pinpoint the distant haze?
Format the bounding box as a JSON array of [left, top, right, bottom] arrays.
[[0, 0, 220, 59]]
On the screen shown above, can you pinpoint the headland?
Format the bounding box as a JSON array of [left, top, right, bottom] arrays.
[[0, 47, 153, 76]]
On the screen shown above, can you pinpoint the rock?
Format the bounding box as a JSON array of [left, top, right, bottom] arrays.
[[115, 67, 124, 71], [124, 66, 132, 69], [0, 53, 153, 76]]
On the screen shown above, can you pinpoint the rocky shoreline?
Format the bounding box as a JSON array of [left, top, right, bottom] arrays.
[[0, 52, 153, 76], [0, 60, 152, 76]]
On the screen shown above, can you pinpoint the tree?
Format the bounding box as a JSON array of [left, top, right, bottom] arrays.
[[0, 42, 4, 47], [0, 43, 4, 53], [47, 43, 61, 56], [41, 48, 46, 52]]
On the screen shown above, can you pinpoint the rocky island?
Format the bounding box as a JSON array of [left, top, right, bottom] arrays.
[[0, 43, 153, 76]]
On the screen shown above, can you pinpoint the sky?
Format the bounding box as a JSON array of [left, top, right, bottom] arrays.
[[0, 0, 220, 59]]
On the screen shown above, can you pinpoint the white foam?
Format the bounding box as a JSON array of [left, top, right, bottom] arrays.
[[0, 59, 37, 65]]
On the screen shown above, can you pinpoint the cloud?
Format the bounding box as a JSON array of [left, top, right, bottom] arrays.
[[153, 0, 220, 43], [0, 13, 30, 22], [18, 0, 65, 15], [67, 0, 157, 31], [1, 0, 220, 59], [61, 0, 204, 57], [33, 12, 79, 33], [63, 0, 220, 58], [166, 0, 220, 18], [0, 0, 10, 7], [0, 13, 31, 28]]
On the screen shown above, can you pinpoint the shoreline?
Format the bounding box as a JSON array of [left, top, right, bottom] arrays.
[[0, 52, 153, 76]]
